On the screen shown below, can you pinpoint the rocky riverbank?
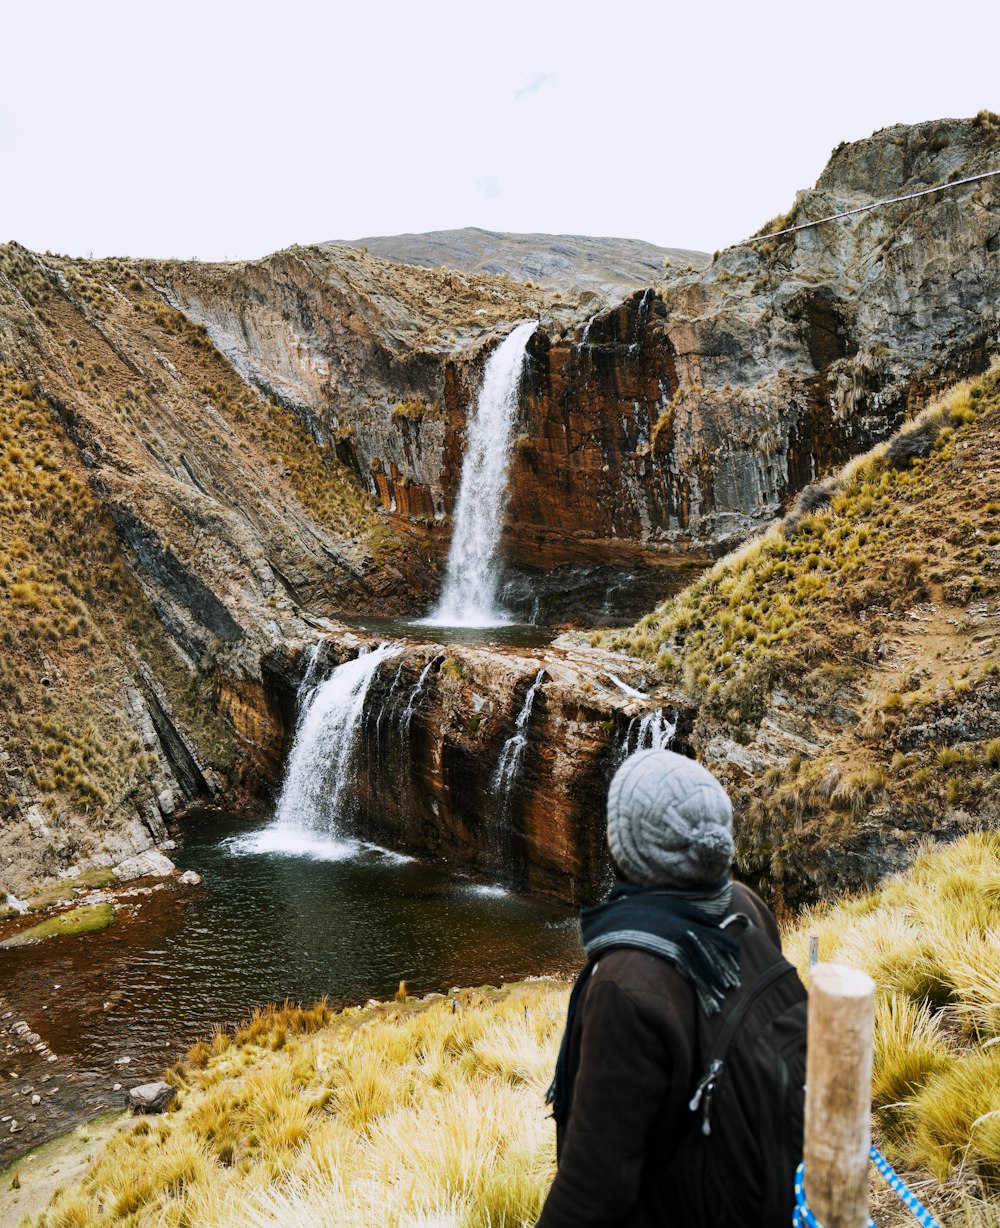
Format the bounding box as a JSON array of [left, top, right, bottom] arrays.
[[0, 871, 206, 1168]]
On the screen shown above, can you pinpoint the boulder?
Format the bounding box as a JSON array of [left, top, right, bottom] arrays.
[[114, 850, 175, 881], [128, 1081, 176, 1114], [177, 870, 202, 886]]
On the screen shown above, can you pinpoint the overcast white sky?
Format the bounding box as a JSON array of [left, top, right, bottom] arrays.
[[2, 0, 997, 261]]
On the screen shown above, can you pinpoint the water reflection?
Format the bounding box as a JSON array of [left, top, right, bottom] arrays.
[[0, 815, 581, 1162], [344, 617, 555, 650]]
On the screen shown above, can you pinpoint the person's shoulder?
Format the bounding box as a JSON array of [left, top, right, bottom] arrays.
[[588, 948, 694, 1004], [731, 880, 769, 912], [731, 881, 782, 946]]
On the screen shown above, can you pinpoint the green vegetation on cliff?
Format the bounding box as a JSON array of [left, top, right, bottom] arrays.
[[25, 836, 999, 1227]]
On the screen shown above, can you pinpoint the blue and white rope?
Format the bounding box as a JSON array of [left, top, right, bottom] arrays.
[[792, 1147, 942, 1228], [792, 1163, 876, 1228], [868, 1146, 942, 1228]]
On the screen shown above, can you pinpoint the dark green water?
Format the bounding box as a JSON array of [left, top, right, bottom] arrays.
[[0, 816, 581, 1162], [345, 617, 555, 649]]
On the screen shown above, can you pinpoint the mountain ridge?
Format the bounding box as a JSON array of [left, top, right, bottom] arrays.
[[332, 226, 710, 303]]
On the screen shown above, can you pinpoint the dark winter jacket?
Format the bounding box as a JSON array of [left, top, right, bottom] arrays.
[[536, 881, 783, 1228]]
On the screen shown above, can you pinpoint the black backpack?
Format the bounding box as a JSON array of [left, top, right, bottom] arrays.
[[665, 912, 808, 1228]]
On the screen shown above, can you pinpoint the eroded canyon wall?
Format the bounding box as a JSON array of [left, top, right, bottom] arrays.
[[258, 633, 691, 904], [157, 118, 1000, 587], [2, 115, 999, 903]]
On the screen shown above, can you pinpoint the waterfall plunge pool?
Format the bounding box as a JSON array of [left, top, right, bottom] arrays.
[[345, 617, 555, 649], [0, 813, 582, 1164]]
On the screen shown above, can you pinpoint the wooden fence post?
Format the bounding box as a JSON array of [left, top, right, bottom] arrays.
[[804, 963, 876, 1228]]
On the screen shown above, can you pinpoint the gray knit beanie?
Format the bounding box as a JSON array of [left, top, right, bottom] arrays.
[[607, 749, 734, 887]]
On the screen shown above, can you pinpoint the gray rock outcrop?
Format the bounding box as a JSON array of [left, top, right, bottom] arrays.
[[127, 1081, 176, 1114]]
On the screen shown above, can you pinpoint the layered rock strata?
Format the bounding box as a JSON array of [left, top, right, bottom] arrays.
[[257, 633, 690, 903], [152, 120, 1000, 580]]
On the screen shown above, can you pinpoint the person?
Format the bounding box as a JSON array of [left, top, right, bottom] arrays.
[[537, 748, 806, 1228]]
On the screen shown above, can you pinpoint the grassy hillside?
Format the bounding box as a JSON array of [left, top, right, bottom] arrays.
[[597, 366, 1000, 902], [0, 366, 236, 893], [18, 834, 998, 1227]]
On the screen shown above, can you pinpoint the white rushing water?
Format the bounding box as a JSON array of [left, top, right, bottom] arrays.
[[234, 644, 403, 859], [424, 320, 537, 627], [494, 669, 546, 796], [618, 707, 677, 764], [401, 657, 435, 738], [603, 672, 647, 699]]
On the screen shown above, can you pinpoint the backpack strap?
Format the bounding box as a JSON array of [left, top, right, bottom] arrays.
[[688, 958, 799, 1136]]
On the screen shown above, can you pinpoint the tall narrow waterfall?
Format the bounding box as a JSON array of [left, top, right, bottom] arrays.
[[425, 320, 537, 627], [266, 643, 402, 853]]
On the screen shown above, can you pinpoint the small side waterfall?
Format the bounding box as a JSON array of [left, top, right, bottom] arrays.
[[425, 320, 537, 627], [486, 669, 546, 881], [268, 643, 403, 853], [401, 657, 436, 740], [494, 669, 546, 796], [617, 707, 677, 763]]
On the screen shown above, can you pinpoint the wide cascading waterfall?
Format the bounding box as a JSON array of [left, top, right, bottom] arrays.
[[260, 643, 403, 856], [424, 320, 537, 627]]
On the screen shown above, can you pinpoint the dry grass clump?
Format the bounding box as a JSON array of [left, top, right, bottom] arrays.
[[30, 982, 567, 1227], [787, 832, 1000, 1211]]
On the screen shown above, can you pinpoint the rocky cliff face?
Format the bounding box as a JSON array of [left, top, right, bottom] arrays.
[[258, 632, 688, 903], [153, 245, 560, 550], [157, 118, 1000, 592], [504, 116, 1000, 569], [2, 115, 998, 907]]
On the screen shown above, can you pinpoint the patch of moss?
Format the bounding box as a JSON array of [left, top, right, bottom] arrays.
[[440, 657, 465, 679], [5, 902, 115, 946], [77, 867, 117, 889]]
